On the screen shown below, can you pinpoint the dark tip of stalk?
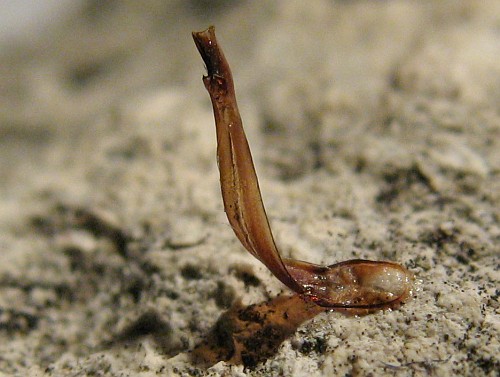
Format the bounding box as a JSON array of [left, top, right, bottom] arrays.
[[192, 26, 224, 78]]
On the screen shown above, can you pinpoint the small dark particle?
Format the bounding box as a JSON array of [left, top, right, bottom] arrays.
[[181, 265, 203, 280]]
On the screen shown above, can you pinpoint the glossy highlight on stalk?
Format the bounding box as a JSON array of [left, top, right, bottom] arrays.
[[192, 26, 414, 309]]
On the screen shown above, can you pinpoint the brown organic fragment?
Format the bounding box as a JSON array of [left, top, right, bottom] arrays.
[[192, 26, 414, 309]]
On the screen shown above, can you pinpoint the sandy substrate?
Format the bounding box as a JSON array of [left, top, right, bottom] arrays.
[[0, 1, 499, 376]]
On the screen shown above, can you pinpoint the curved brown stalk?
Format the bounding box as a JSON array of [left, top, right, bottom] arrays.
[[192, 26, 414, 309]]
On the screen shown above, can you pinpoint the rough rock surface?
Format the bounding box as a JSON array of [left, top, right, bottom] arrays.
[[0, 1, 498, 376]]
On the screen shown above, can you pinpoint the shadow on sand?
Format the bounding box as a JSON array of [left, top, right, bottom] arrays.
[[190, 294, 327, 369]]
